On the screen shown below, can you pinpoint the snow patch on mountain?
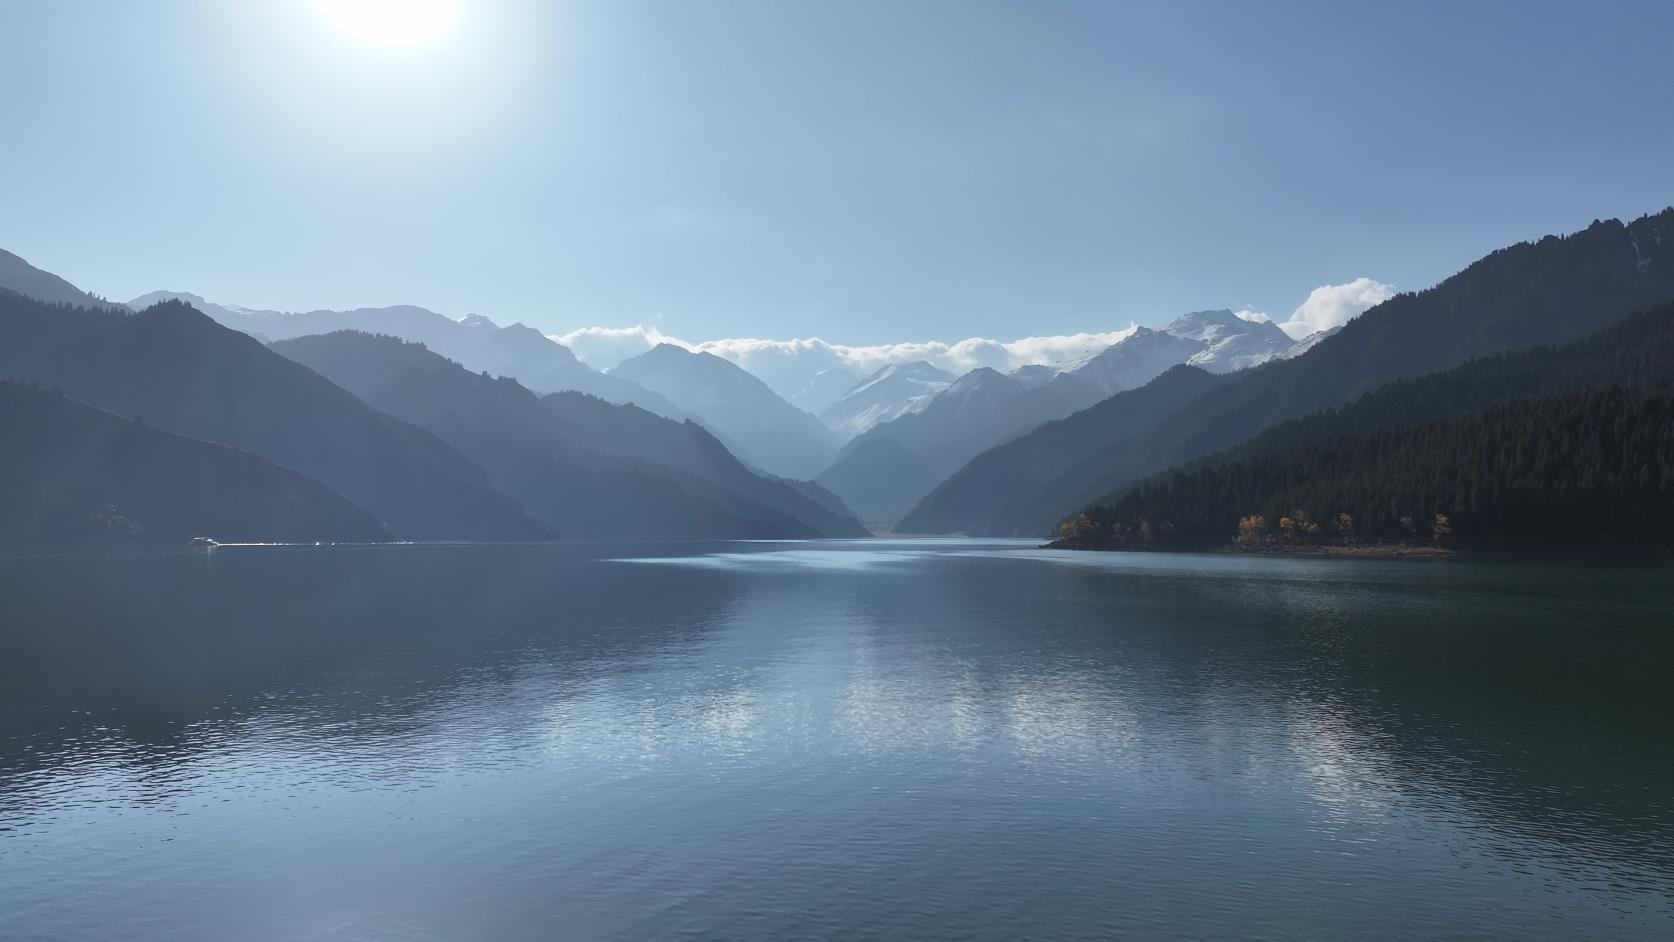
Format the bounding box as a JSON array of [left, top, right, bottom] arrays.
[[820, 361, 955, 438]]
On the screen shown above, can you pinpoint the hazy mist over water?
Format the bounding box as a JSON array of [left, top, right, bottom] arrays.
[[1, 541, 1671, 940]]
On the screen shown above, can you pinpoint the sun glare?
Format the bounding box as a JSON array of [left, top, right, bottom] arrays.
[[313, 0, 461, 47]]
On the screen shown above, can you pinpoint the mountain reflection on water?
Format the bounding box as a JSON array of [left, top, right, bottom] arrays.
[[1, 540, 1670, 941]]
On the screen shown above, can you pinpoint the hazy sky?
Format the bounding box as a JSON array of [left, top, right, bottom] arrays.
[[3, 0, 1672, 344]]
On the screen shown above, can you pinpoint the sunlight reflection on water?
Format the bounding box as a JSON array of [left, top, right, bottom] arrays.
[[1, 540, 1670, 941]]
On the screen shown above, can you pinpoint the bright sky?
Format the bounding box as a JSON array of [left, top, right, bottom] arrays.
[[2, 0, 1672, 345]]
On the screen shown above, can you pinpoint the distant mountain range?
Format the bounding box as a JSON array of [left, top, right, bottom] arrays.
[[816, 365, 1103, 523], [1063, 300, 1674, 549], [4, 205, 1672, 553], [273, 331, 865, 540], [809, 308, 1322, 524], [1066, 309, 1317, 395], [895, 365, 1233, 535], [899, 208, 1674, 537], [1, 294, 554, 541], [127, 291, 689, 420], [612, 344, 843, 479]]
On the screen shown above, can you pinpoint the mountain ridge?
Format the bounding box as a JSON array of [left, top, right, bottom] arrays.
[[0, 251, 121, 310], [127, 291, 691, 420], [273, 331, 866, 539], [0, 380, 390, 547], [932, 208, 1674, 536], [0, 295, 553, 541], [612, 343, 842, 479]]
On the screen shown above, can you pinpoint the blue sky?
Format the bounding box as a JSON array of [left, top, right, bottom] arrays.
[[2, 0, 1672, 345]]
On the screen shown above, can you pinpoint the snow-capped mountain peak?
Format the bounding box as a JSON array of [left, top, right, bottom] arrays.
[[820, 359, 956, 438], [1160, 308, 1296, 373]]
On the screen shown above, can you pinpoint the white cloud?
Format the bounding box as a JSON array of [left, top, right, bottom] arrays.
[[551, 324, 684, 368], [1276, 277, 1395, 339], [547, 277, 1394, 398], [549, 324, 1140, 398]]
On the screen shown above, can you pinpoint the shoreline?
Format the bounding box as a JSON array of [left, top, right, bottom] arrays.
[[1042, 540, 1454, 560], [1043, 540, 1674, 562], [1209, 543, 1455, 559]]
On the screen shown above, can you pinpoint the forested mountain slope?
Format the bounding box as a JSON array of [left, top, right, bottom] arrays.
[[1058, 301, 1674, 549], [1059, 386, 1674, 550], [977, 209, 1674, 536]]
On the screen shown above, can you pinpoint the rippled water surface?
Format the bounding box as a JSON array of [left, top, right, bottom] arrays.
[[2, 540, 1672, 940]]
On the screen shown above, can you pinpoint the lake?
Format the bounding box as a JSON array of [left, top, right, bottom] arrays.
[[1, 539, 1671, 940]]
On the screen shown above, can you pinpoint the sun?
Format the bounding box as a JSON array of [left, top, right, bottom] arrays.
[[313, 0, 461, 47]]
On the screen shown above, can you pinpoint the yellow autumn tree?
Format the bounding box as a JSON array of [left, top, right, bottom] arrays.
[[1058, 513, 1098, 541], [1293, 509, 1320, 537], [1432, 513, 1454, 547]]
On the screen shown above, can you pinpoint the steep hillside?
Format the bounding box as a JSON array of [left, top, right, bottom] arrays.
[[817, 367, 1103, 525], [1062, 386, 1674, 550], [0, 381, 388, 547], [0, 250, 119, 309], [274, 331, 864, 539], [820, 361, 955, 438], [966, 209, 1674, 536], [1061, 299, 1674, 547], [0, 295, 552, 541], [814, 436, 943, 526], [126, 293, 689, 419], [896, 365, 1231, 534], [540, 391, 867, 538], [612, 344, 842, 478]]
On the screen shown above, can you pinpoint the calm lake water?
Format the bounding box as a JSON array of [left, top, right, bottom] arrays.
[[1, 539, 1671, 940]]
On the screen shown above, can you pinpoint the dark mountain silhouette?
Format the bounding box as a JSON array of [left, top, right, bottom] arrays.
[[1059, 300, 1674, 549], [539, 391, 868, 538], [813, 436, 940, 526], [1063, 387, 1674, 551], [0, 381, 389, 547], [0, 294, 552, 541], [815, 366, 1103, 525], [924, 208, 1674, 536], [127, 292, 689, 419], [1207, 300, 1674, 463], [780, 478, 861, 524], [0, 293, 123, 373], [273, 331, 866, 539], [612, 343, 842, 479], [896, 365, 1232, 534], [0, 250, 120, 309]]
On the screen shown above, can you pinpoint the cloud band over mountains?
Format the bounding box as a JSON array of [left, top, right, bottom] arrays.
[[551, 278, 1394, 397], [552, 324, 1141, 396]]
